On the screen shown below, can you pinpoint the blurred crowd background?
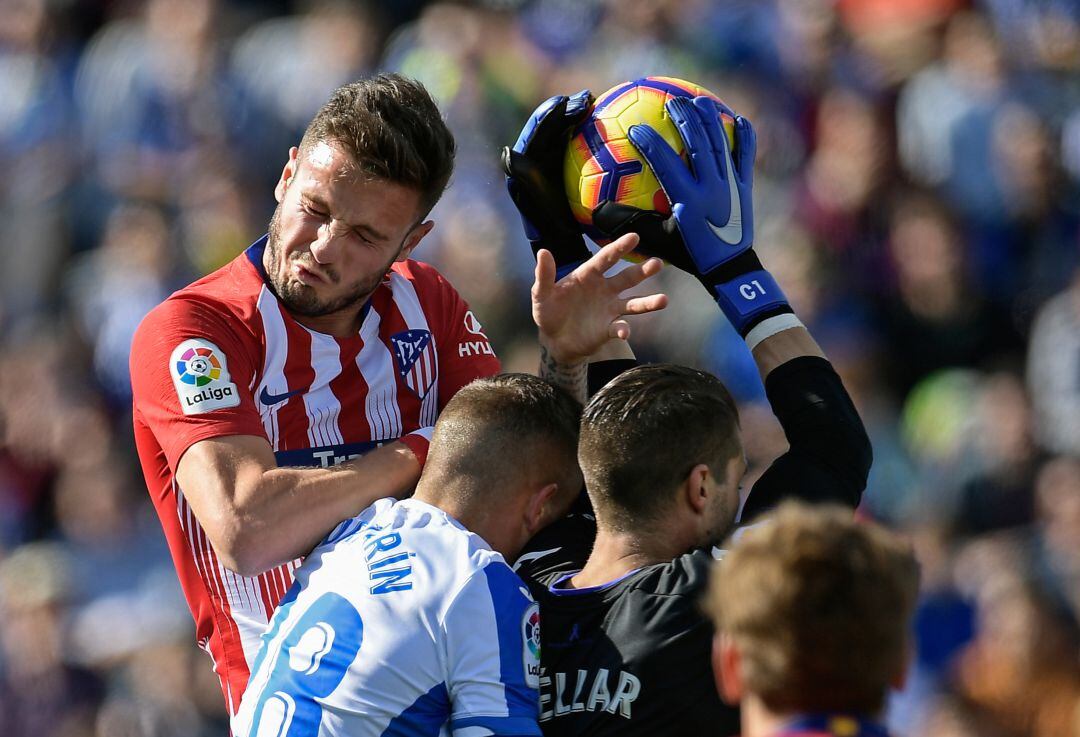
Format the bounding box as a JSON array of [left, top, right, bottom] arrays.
[[1, 0, 1079, 735]]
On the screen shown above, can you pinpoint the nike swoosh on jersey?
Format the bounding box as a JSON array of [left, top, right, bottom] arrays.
[[705, 140, 743, 244], [512, 547, 562, 571], [259, 386, 306, 405]]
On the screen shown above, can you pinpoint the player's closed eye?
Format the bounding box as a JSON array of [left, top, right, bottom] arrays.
[[352, 228, 376, 246], [302, 205, 374, 245], [302, 202, 330, 220]]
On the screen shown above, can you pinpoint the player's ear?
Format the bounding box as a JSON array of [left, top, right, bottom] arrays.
[[524, 482, 560, 536], [714, 632, 743, 705], [397, 220, 434, 262], [683, 464, 710, 515], [275, 147, 300, 203]]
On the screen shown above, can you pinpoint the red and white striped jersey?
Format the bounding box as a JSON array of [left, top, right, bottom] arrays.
[[130, 236, 500, 716]]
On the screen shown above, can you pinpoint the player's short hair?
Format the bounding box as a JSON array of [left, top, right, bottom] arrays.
[[429, 374, 582, 505], [299, 74, 455, 217], [578, 364, 741, 531], [707, 502, 920, 714]]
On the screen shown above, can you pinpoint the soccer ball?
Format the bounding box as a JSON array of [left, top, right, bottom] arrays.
[[564, 76, 735, 245]]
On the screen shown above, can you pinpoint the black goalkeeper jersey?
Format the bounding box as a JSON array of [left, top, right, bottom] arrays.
[[515, 356, 872, 737], [516, 513, 731, 736]]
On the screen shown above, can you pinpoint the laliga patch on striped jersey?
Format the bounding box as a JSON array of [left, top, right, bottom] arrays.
[[391, 329, 437, 399], [169, 338, 241, 415]]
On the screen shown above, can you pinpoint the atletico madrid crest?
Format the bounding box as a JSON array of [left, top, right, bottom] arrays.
[[390, 329, 437, 399]]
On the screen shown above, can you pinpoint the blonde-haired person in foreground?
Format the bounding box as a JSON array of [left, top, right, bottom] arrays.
[[708, 503, 920, 737]]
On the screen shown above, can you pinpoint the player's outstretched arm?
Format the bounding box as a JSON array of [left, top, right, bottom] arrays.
[[595, 99, 871, 517], [592, 96, 818, 374], [176, 435, 424, 576]]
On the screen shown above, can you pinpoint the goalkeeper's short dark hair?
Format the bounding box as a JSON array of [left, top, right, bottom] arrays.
[[578, 364, 740, 532]]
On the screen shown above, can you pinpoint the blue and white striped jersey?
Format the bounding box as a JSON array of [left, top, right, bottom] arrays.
[[233, 498, 542, 737]]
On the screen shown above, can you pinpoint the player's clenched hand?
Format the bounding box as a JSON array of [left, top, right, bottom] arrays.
[[532, 233, 668, 364]]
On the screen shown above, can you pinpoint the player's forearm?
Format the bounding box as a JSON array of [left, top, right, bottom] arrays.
[[742, 298, 870, 495], [749, 323, 826, 380], [226, 442, 421, 575], [539, 340, 588, 404], [540, 336, 639, 403]]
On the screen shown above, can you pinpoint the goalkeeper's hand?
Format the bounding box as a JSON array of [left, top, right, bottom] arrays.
[[591, 96, 793, 339], [502, 90, 594, 280]]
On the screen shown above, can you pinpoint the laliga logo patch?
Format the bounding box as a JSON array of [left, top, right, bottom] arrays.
[[522, 602, 541, 689], [169, 338, 240, 416], [391, 329, 437, 400], [176, 347, 221, 387]]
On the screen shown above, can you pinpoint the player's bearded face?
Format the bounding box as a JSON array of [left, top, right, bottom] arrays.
[[262, 142, 431, 322], [705, 452, 745, 545], [265, 204, 398, 318]]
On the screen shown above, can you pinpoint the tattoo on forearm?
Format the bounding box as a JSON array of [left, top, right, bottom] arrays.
[[539, 344, 587, 404]]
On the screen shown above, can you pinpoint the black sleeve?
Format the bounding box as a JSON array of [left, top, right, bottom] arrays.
[[587, 358, 638, 397], [739, 355, 872, 522]]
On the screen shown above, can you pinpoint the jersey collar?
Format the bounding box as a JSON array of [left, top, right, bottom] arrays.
[[244, 234, 270, 278], [547, 567, 644, 596]]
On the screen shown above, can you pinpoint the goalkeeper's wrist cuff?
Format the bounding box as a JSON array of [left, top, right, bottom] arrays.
[[701, 250, 794, 336], [744, 313, 805, 351]]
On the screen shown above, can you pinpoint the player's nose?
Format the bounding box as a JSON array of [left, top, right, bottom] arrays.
[[310, 222, 344, 263]]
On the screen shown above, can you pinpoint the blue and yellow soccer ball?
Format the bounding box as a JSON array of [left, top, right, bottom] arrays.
[[564, 76, 735, 245]]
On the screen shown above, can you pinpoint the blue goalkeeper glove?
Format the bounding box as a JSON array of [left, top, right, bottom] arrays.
[[592, 96, 793, 338], [502, 90, 594, 280]]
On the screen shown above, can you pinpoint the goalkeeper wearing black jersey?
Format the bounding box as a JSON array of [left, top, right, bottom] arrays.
[[504, 92, 872, 737]]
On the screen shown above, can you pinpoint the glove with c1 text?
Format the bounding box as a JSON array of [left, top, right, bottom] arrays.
[[502, 90, 595, 281], [592, 96, 798, 345]]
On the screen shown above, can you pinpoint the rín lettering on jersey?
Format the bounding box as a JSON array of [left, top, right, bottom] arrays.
[[361, 528, 414, 595]]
